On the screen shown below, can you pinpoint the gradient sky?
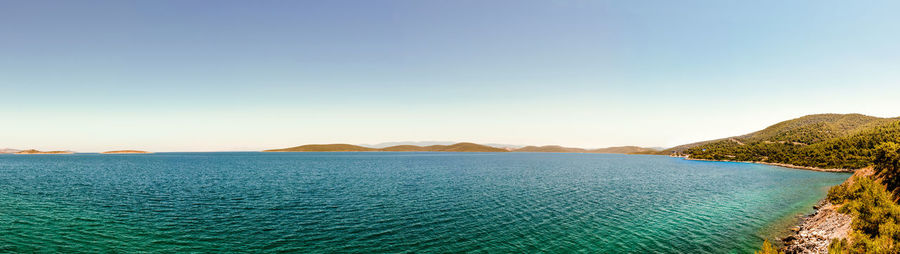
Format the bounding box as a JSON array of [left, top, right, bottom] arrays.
[[2, 0, 899, 152]]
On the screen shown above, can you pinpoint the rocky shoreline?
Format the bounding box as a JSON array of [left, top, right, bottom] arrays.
[[781, 200, 852, 253], [779, 168, 873, 253], [679, 155, 859, 253]]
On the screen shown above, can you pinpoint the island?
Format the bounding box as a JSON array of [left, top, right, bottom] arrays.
[[101, 150, 152, 154], [263, 142, 509, 153], [513, 145, 660, 154], [15, 149, 74, 154], [264, 142, 662, 154], [0, 148, 22, 154]]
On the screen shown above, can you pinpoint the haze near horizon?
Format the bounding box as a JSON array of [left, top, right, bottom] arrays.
[[2, 0, 899, 152]]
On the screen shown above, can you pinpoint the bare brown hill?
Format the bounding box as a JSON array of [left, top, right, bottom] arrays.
[[264, 142, 507, 152], [513, 145, 587, 153], [266, 142, 660, 154], [422, 142, 509, 152], [264, 144, 378, 152], [15, 149, 74, 154]]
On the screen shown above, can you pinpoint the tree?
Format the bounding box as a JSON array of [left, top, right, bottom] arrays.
[[875, 142, 900, 194]]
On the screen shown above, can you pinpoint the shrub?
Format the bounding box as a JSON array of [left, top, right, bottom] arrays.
[[756, 239, 783, 254], [829, 177, 900, 253]]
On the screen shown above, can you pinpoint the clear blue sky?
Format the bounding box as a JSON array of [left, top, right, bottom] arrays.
[[2, 0, 899, 152]]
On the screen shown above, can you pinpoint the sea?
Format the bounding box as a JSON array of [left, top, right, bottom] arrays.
[[0, 152, 849, 253]]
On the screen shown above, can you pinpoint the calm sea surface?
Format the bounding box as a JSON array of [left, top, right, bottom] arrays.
[[0, 152, 848, 253]]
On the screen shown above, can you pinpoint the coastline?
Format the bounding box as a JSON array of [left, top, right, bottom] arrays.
[[781, 200, 852, 253], [678, 155, 859, 253], [679, 157, 855, 173], [780, 168, 871, 253]]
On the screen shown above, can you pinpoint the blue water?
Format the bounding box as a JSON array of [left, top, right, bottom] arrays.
[[0, 152, 848, 253]]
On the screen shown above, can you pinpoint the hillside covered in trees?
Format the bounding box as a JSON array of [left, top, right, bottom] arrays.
[[670, 114, 900, 169]]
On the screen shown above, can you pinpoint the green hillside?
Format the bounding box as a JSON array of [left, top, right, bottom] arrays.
[[734, 114, 892, 144], [674, 114, 900, 169], [822, 142, 900, 253]]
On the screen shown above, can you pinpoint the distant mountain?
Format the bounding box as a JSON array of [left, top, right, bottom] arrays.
[[589, 146, 660, 154], [513, 145, 587, 153], [482, 143, 525, 149], [364, 141, 523, 149], [264, 144, 378, 152], [379, 145, 430, 151], [265, 142, 508, 153], [266, 142, 664, 154], [363, 141, 456, 148], [669, 113, 900, 169], [511, 145, 660, 154], [418, 142, 509, 152], [0, 148, 21, 154]]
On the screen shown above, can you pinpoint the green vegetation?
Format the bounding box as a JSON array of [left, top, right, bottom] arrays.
[[829, 238, 850, 254], [675, 114, 900, 169], [876, 142, 900, 194], [756, 239, 784, 254], [826, 176, 900, 253], [754, 140, 900, 253], [822, 142, 900, 253]]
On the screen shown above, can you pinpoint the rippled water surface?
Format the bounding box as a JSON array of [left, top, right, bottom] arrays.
[[0, 152, 848, 253]]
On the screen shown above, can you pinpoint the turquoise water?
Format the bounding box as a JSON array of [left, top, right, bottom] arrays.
[[0, 152, 848, 253]]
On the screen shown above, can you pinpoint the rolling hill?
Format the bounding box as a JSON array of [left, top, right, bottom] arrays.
[[419, 142, 509, 152], [511, 145, 660, 154], [379, 145, 430, 152], [0, 148, 21, 154], [265, 142, 659, 154], [264, 144, 378, 152], [512, 145, 587, 153], [669, 114, 900, 169], [15, 149, 74, 154], [264, 142, 507, 152], [589, 146, 660, 154]]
